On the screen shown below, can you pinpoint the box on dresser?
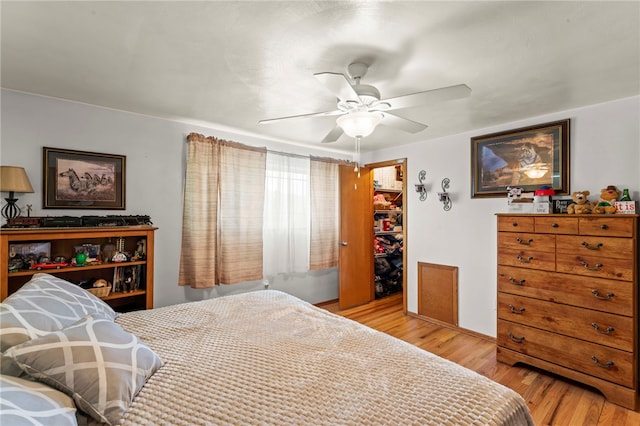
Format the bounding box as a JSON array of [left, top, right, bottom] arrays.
[[615, 201, 637, 214], [496, 213, 639, 410]]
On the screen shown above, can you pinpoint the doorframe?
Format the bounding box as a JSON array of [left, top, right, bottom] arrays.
[[365, 158, 407, 314]]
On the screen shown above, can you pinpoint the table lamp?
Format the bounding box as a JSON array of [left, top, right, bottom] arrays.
[[1, 166, 35, 220]]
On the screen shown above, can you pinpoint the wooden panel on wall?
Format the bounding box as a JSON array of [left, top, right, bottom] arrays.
[[418, 262, 458, 326]]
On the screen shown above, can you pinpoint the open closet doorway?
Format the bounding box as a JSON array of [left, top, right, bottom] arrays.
[[337, 159, 407, 313], [370, 159, 406, 312]]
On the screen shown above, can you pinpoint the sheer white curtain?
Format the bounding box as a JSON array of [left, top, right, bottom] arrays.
[[263, 152, 310, 277]]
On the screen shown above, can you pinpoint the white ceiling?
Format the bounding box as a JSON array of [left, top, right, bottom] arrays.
[[2, 1, 639, 153]]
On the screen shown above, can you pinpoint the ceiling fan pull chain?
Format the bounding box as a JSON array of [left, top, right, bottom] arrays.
[[353, 136, 362, 176]]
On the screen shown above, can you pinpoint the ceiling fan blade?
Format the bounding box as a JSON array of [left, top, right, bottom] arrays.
[[259, 109, 343, 124], [320, 124, 344, 143], [313, 72, 361, 103], [381, 84, 471, 111], [381, 112, 428, 134]]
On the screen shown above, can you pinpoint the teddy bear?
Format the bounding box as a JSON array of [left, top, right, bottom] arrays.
[[566, 190, 592, 214], [592, 185, 621, 214]]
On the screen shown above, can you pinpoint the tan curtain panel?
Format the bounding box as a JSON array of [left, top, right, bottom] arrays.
[[179, 134, 266, 288], [178, 134, 219, 288], [217, 141, 266, 283], [309, 159, 339, 270]]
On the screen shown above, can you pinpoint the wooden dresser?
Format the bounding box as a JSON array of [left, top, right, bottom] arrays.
[[496, 214, 638, 410]]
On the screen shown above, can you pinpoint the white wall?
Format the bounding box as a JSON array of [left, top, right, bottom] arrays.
[[363, 96, 640, 336], [0, 89, 350, 307], [2, 90, 638, 337]]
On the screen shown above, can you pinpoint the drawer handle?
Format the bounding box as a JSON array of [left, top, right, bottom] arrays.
[[517, 255, 533, 263], [551, 223, 559, 228], [591, 290, 614, 300], [600, 224, 609, 230], [581, 241, 603, 250], [508, 304, 525, 314], [516, 237, 533, 245], [508, 332, 525, 344], [511, 222, 518, 227], [509, 277, 525, 286], [592, 323, 615, 335], [591, 356, 614, 369], [581, 261, 603, 271]]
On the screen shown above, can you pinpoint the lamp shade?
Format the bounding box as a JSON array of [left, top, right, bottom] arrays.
[[0, 166, 35, 193], [337, 111, 384, 138]]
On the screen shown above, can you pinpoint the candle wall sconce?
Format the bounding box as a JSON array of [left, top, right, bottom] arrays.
[[438, 178, 452, 211], [415, 170, 427, 201]]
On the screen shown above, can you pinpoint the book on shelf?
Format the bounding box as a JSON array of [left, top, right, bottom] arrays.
[[112, 264, 142, 293]]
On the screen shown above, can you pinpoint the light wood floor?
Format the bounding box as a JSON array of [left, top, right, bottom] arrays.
[[320, 293, 639, 426]]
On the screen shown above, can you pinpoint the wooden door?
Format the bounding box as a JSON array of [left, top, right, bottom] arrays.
[[338, 164, 374, 309]]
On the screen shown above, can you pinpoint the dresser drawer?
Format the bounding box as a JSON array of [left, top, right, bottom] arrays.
[[556, 235, 633, 260], [498, 216, 535, 232], [498, 232, 555, 252], [497, 293, 633, 351], [557, 253, 634, 281], [498, 247, 555, 271], [579, 217, 635, 237], [497, 266, 634, 316], [534, 217, 578, 234], [497, 320, 634, 387]]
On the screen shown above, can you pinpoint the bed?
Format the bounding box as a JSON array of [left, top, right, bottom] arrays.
[[1, 274, 534, 425]]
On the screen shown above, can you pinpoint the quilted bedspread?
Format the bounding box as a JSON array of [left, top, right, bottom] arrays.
[[115, 290, 534, 425]]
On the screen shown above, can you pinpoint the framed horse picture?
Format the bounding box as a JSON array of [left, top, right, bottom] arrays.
[[43, 147, 126, 209], [470, 119, 570, 198]]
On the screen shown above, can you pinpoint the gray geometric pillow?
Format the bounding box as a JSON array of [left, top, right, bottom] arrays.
[[0, 374, 78, 426], [0, 273, 117, 353], [4, 315, 162, 426]]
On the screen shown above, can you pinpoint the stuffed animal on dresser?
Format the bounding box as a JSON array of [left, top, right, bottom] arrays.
[[567, 190, 592, 214], [592, 185, 621, 214]]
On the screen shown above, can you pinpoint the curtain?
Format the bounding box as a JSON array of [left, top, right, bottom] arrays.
[[179, 133, 266, 288], [178, 134, 219, 288], [309, 159, 339, 270], [263, 152, 310, 277], [218, 141, 266, 283]]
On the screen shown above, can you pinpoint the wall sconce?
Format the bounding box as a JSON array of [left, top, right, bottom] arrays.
[[438, 178, 452, 211], [414, 170, 427, 201]]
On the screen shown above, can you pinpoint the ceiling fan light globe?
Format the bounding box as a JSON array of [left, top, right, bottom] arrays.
[[337, 111, 384, 138]]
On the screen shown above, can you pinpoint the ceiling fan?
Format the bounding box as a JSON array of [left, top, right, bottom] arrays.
[[259, 62, 471, 143]]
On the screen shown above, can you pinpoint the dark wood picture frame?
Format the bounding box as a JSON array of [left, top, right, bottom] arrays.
[[470, 119, 570, 198], [43, 147, 126, 209]]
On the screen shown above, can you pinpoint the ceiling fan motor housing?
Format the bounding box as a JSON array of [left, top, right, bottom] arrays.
[[347, 62, 370, 81], [355, 84, 380, 105]]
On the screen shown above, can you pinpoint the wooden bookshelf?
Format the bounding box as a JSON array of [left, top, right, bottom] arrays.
[[1, 226, 156, 311]]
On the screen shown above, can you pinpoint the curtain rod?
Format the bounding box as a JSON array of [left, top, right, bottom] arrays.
[[186, 132, 350, 164]]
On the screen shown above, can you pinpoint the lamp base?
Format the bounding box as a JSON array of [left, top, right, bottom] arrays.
[[1, 192, 21, 220]]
